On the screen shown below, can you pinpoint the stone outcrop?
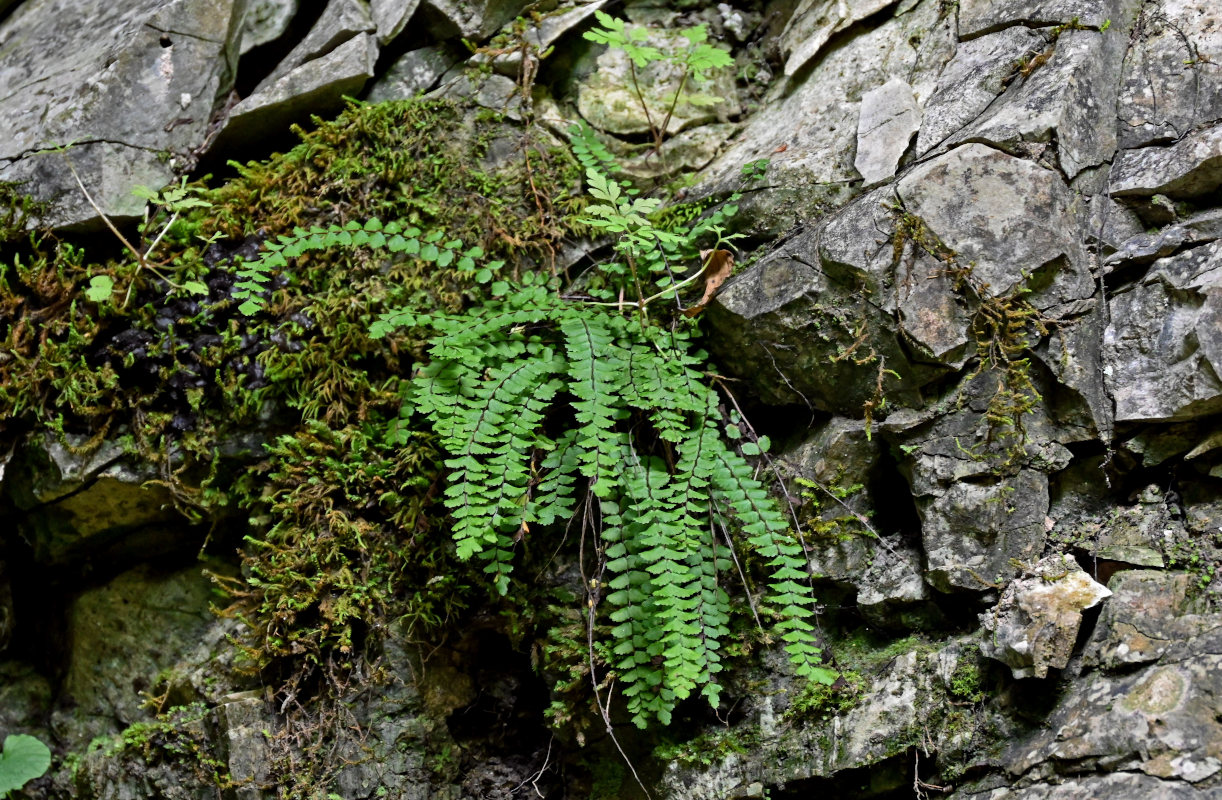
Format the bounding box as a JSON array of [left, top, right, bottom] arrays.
[[3, 0, 1222, 798]]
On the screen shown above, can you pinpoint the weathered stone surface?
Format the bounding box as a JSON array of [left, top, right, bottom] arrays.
[[661, 637, 996, 799], [695, 0, 954, 231], [254, 0, 375, 91], [854, 77, 921, 184], [212, 692, 273, 799], [953, 773, 1208, 799], [954, 28, 1130, 179], [1104, 240, 1222, 422], [707, 222, 935, 413], [55, 563, 221, 747], [921, 470, 1050, 593], [6, 434, 180, 565], [240, 0, 299, 53], [0, 0, 244, 228], [1111, 124, 1222, 201], [371, 0, 421, 44], [1105, 208, 1222, 267], [897, 144, 1089, 303], [1118, 0, 1222, 148], [1036, 302, 1113, 439], [957, 0, 1139, 38], [222, 33, 378, 144], [1003, 655, 1222, 785], [421, 0, 529, 40], [979, 554, 1111, 678], [916, 26, 1045, 154], [485, 0, 607, 76], [1084, 570, 1222, 670], [576, 24, 737, 137], [366, 43, 463, 102], [778, 0, 897, 78]]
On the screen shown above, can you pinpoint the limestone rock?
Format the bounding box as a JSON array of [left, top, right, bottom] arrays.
[[1002, 655, 1222, 785], [897, 144, 1088, 303], [916, 26, 1045, 154], [694, 0, 954, 231], [0, 0, 244, 228], [707, 226, 932, 413], [1117, 0, 1222, 148], [978, 554, 1111, 678], [1111, 124, 1222, 201], [1104, 240, 1222, 422], [957, 0, 1140, 38], [576, 24, 737, 137], [952, 773, 1208, 799], [253, 0, 375, 91], [240, 0, 299, 53], [213, 692, 273, 800], [954, 28, 1130, 179], [366, 44, 464, 102], [5, 433, 180, 565], [921, 470, 1050, 593], [1084, 571, 1222, 669], [778, 0, 898, 78], [854, 77, 921, 184], [484, 1, 608, 77], [371, 0, 421, 44], [55, 563, 221, 747], [421, 0, 530, 40], [222, 33, 378, 145], [1104, 208, 1222, 268]]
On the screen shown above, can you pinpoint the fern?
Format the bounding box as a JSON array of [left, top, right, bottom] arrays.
[[231, 158, 833, 728]]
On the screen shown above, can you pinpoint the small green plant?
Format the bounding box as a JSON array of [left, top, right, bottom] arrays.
[[583, 11, 733, 153], [0, 734, 51, 798]]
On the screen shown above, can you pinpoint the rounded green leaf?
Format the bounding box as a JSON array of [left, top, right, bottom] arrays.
[[0, 734, 52, 795]]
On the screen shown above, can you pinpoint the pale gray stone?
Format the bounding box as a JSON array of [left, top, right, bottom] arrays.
[[958, 0, 1141, 38], [371, 0, 421, 44], [1117, 0, 1222, 148], [953, 773, 1207, 799], [920, 470, 1049, 592], [0, 0, 244, 228], [778, 0, 898, 78], [223, 33, 378, 144], [916, 27, 1045, 154], [694, 0, 954, 231], [854, 77, 921, 184], [1104, 240, 1222, 422], [240, 0, 299, 53], [979, 555, 1111, 678], [955, 28, 1129, 178], [253, 0, 375, 92], [897, 143, 1088, 302], [366, 44, 464, 101], [1111, 124, 1222, 200], [421, 0, 529, 39], [1083, 571, 1221, 670]]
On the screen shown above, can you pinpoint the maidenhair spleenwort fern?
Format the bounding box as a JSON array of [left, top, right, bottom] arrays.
[[235, 166, 835, 728]]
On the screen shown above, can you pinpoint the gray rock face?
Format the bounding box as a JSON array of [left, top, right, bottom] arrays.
[[240, 0, 299, 53], [854, 77, 921, 184], [1084, 570, 1221, 669], [957, 0, 1139, 38], [916, 26, 1045, 154], [365, 44, 464, 102], [1111, 124, 1222, 201], [222, 33, 378, 145], [421, 0, 529, 39], [954, 773, 1208, 799], [920, 470, 1050, 592], [1117, 0, 1222, 148], [253, 0, 375, 91], [0, 0, 244, 228], [1104, 240, 1222, 422], [897, 144, 1087, 301], [55, 563, 221, 747], [778, 0, 898, 78], [5, 434, 180, 565], [954, 27, 1131, 179], [978, 555, 1111, 678]]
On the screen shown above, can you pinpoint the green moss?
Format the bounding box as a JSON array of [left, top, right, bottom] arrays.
[[787, 670, 865, 720]]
